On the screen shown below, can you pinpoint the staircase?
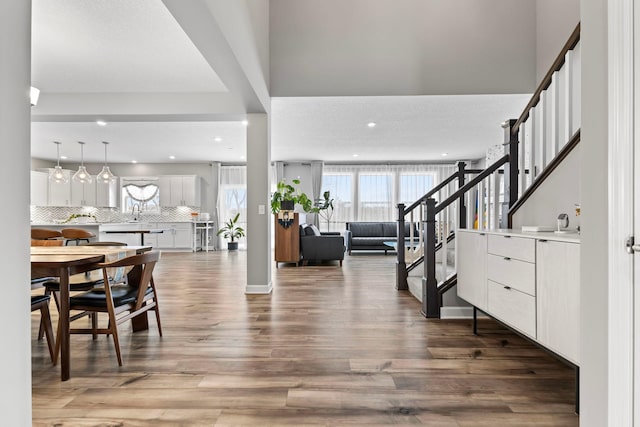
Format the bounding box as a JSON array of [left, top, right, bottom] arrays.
[[397, 23, 582, 318]]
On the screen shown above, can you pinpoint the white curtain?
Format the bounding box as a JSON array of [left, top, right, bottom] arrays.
[[210, 162, 221, 250], [218, 166, 247, 248], [322, 163, 458, 232], [310, 161, 324, 227]]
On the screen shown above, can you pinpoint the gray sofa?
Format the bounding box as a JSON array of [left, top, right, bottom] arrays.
[[299, 223, 346, 266], [344, 222, 417, 254]]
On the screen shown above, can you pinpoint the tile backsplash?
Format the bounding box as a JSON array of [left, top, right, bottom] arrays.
[[31, 206, 198, 224]]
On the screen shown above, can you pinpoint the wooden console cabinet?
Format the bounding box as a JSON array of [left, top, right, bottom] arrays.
[[274, 213, 301, 267]]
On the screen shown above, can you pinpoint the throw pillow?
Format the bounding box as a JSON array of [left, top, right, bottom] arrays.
[[303, 225, 316, 236], [309, 224, 321, 236]]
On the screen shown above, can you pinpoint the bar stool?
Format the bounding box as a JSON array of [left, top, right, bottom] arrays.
[[31, 229, 63, 241], [61, 228, 96, 245]]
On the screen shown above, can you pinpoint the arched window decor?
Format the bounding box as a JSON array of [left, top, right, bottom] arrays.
[[121, 179, 160, 213]]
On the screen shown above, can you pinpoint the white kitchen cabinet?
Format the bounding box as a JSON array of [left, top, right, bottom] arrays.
[[71, 180, 97, 207], [173, 223, 193, 248], [96, 178, 119, 208], [155, 222, 175, 248], [536, 240, 580, 364], [455, 230, 487, 311], [155, 222, 193, 250], [159, 175, 201, 207], [30, 170, 48, 206]]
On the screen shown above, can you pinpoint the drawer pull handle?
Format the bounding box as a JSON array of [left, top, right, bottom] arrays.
[[503, 257, 511, 261], [504, 286, 511, 290], [504, 235, 511, 238], [479, 233, 486, 236], [539, 239, 548, 242]]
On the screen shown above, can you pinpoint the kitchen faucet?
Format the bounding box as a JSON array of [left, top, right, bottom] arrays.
[[131, 203, 141, 221]]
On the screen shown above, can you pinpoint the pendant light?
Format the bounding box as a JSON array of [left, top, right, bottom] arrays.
[[72, 141, 93, 184], [49, 141, 68, 183], [98, 141, 117, 183]]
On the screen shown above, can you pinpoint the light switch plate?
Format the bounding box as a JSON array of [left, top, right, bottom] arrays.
[[258, 204, 265, 215]]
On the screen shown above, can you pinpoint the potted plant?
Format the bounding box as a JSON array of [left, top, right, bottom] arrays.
[[270, 179, 317, 214], [217, 213, 245, 250], [314, 191, 335, 232]]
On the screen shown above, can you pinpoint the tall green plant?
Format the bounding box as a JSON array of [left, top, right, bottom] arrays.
[[216, 213, 245, 242], [314, 191, 335, 232]]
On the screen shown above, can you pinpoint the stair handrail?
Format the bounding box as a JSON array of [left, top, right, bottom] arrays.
[[396, 162, 471, 291], [403, 172, 459, 214], [434, 154, 509, 215], [423, 154, 510, 318], [512, 23, 581, 136]]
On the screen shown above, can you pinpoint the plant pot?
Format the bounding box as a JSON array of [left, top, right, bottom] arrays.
[[227, 241, 239, 251], [280, 200, 295, 211]]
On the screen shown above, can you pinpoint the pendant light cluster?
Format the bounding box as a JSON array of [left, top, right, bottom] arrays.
[[48, 140, 118, 184]]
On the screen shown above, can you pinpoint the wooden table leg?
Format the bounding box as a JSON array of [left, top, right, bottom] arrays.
[[127, 265, 150, 332], [58, 266, 71, 381]]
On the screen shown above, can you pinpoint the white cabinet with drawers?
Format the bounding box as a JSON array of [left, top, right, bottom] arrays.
[[456, 229, 580, 364], [456, 231, 488, 311], [536, 239, 580, 364]]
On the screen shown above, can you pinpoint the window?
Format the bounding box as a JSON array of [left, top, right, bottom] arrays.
[[399, 173, 435, 204], [218, 166, 247, 246], [358, 173, 393, 221], [323, 164, 453, 227], [121, 181, 160, 214], [322, 173, 352, 232]]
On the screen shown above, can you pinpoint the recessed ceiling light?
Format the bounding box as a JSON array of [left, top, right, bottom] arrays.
[[169, 155, 175, 160], [353, 154, 359, 157], [241, 120, 249, 126], [441, 153, 448, 156], [131, 160, 137, 164], [96, 120, 107, 126], [214, 137, 222, 142], [60, 155, 68, 160], [367, 122, 376, 128], [240, 155, 245, 160]]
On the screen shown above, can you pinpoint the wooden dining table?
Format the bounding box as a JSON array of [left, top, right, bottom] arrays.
[[30, 245, 152, 381]]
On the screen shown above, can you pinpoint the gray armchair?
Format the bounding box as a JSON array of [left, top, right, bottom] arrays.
[[299, 224, 345, 266]]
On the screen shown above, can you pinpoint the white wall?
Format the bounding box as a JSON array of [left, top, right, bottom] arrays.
[[580, 0, 609, 424], [270, 0, 536, 96], [510, 145, 581, 230], [535, 0, 581, 83], [1, 0, 32, 423]]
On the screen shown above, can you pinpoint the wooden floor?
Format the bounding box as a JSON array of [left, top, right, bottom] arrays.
[[31, 251, 578, 426]]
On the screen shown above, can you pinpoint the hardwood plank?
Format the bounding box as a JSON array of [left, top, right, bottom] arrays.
[[32, 251, 578, 425]]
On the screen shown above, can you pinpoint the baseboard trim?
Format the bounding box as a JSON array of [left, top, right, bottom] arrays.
[[441, 306, 488, 319], [245, 282, 273, 294]]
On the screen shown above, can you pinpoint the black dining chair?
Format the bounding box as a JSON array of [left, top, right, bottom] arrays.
[[59, 251, 162, 366], [31, 295, 55, 363]]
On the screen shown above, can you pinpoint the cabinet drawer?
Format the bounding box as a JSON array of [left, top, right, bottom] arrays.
[[488, 280, 536, 338], [487, 254, 535, 296], [488, 234, 535, 262]]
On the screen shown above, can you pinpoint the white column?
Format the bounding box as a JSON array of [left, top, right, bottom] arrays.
[[245, 113, 272, 294], [0, 0, 32, 423]]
